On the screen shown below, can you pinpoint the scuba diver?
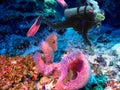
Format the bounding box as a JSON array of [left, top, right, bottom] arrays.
[[27, 0, 105, 47]]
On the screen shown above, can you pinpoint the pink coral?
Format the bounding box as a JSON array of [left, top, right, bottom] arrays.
[[33, 34, 91, 90]]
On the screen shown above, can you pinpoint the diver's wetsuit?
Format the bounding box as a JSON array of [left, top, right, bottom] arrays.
[[37, 6, 98, 46]]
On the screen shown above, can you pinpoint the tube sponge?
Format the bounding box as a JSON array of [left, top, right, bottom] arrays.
[[33, 52, 57, 76], [33, 33, 58, 74], [46, 33, 57, 51], [33, 52, 45, 73], [40, 41, 54, 64]]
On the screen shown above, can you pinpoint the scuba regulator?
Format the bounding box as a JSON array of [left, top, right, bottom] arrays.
[[95, 12, 105, 32]]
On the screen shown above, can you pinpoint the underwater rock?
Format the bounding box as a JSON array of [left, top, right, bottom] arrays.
[[111, 43, 120, 57], [0, 25, 12, 40], [6, 35, 30, 56], [83, 74, 108, 90], [44, 0, 57, 15], [95, 55, 107, 66], [97, 35, 111, 43]]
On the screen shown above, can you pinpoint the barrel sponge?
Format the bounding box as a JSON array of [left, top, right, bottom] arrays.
[[55, 50, 91, 90]]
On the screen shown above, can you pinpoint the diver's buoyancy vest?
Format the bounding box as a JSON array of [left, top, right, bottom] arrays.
[[64, 6, 94, 18]]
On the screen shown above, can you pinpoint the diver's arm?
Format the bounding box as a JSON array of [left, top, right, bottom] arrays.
[[82, 24, 92, 46]]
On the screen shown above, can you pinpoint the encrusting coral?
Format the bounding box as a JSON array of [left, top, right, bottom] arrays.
[[0, 54, 37, 90], [33, 33, 91, 90]]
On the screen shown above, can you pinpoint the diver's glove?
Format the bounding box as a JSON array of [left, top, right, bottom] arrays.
[[36, 15, 45, 25], [89, 45, 94, 52]]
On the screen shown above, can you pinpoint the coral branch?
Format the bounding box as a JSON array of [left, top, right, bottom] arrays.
[[39, 41, 54, 64]]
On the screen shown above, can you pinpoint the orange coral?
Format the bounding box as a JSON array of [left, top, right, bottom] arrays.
[[105, 79, 120, 90], [0, 54, 37, 90]]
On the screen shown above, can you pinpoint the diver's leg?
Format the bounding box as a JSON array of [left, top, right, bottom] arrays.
[[73, 24, 91, 46], [39, 16, 73, 29], [82, 23, 92, 46], [82, 29, 91, 46], [73, 25, 82, 34]]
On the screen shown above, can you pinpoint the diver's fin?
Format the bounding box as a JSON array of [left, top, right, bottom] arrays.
[[57, 0, 68, 8], [27, 17, 41, 37]]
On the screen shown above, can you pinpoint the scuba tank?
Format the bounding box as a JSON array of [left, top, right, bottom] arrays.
[[64, 6, 93, 18]]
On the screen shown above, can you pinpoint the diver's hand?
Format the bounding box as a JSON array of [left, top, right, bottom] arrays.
[[89, 45, 94, 51], [36, 15, 46, 25], [38, 15, 45, 20]]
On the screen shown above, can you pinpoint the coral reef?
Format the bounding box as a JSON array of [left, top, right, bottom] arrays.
[[0, 31, 120, 89], [44, 0, 57, 15], [105, 79, 120, 90], [0, 0, 120, 90], [111, 43, 120, 57]]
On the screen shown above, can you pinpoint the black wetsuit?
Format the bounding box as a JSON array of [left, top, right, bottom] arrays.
[[37, 6, 98, 46]]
